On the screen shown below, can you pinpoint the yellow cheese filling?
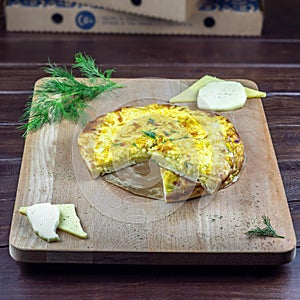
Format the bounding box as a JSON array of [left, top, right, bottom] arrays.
[[82, 104, 244, 193]]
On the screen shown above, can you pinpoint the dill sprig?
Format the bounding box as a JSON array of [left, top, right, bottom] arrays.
[[246, 215, 285, 239], [19, 52, 123, 137], [142, 130, 157, 139]]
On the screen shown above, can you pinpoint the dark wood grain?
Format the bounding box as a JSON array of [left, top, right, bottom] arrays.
[[0, 126, 24, 159], [290, 202, 300, 246], [0, 94, 29, 124], [263, 97, 300, 126], [0, 160, 21, 200], [269, 127, 300, 161], [0, 200, 14, 247], [1, 34, 300, 69], [1, 246, 300, 300], [1, 0, 300, 298], [279, 162, 300, 202]]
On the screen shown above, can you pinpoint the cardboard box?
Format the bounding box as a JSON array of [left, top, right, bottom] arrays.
[[5, 0, 264, 36], [75, 0, 200, 22]]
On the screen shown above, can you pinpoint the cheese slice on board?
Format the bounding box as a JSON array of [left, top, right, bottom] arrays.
[[26, 203, 60, 242], [19, 203, 88, 239], [170, 75, 266, 103]]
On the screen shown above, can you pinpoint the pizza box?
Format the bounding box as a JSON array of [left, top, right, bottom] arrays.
[[5, 0, 263, 36], [9, 78, 296, 265], [72, 0, 200, 22]]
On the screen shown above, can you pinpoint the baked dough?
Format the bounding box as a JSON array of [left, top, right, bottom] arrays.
[[78, 104, 244, 201]]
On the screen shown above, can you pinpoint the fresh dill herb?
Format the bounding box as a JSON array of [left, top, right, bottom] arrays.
[[132, 142, 138, 147], [184, 161, 193, 169], [169, 135, 190, 141], [148, 118, 157, 126], [142, 130, 157, 139], [207, 214, 223, 222], [19, 52, 123, 137], [246, 215, 285, 239]]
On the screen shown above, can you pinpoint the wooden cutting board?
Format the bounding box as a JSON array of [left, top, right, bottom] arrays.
[[9, 78, 296, 265]]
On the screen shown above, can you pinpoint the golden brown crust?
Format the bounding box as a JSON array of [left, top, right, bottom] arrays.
[[78, 115, 106, 179]]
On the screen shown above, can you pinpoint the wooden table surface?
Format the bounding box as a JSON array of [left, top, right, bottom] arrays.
[[1, 1, 300, 299]]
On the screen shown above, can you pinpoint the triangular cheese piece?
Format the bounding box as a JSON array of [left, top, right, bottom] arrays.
[[55, 204, 88, 239]]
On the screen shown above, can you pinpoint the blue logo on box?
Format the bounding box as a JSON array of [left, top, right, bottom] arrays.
[[7, 0, 78, 7], [199, 0, 259, 12], [75, 11, 96, 30]]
